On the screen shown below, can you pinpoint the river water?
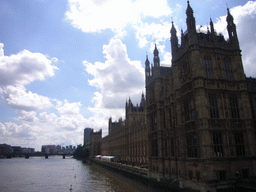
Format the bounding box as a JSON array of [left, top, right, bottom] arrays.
[[0, 156, 170, 192]]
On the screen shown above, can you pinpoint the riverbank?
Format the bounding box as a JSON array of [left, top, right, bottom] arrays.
[[91, 158, 196, 192]]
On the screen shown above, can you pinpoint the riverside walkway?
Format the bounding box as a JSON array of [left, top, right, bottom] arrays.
[[92, 159, 149, 179]]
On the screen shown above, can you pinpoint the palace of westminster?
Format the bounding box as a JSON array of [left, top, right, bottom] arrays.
[[90, 1, 256, 191]]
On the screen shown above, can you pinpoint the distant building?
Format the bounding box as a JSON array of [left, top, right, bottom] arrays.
[[28, 148, 35, 153], [56, 145, 61, 153], [84, 128, 92, 145], [12, 146, 22, 155], [0, 144, 34, 155], [0, 144, 12, 155], [41, 145, 57, 154], [22, 148, 28, 154]]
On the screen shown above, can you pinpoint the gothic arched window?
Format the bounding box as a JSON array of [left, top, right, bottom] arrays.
[[224, 58, 233, 80], [181, 62, 190, 81], [184, 98, 194, 122], [204, 57, 213, 78]]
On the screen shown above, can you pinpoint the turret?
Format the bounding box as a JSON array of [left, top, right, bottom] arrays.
[[181, 28, 185, 45], [170, 21, 178, 55], [153, 44, 160, 67], [210, 18, 214, 34], [145, 54, 150, 83], [226, 8, 239, 46], [140, 92, 145, 108], [108, 117, 112, 135]]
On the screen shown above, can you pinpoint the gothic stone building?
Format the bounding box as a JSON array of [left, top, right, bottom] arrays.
[[101, 95, 148, 164], [145, 1, 256, 191]]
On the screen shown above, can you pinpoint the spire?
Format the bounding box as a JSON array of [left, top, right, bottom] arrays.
[[170, 21, 177, 35], [210, 18, 214, 34], [145, 54, 150, 78], [226, 7, 238, 45], [153, 44, 160, 67], [186, 1, 193, 16], [226, 8, 234, 25], [181, 28, 185, 45], [140, 92, 145, 105], [141, 92, 145, 100], [145, 54, 150, 67], [170, 21, 178, 54], [153, 44, 159, 56], [186, 0, 196, 34]]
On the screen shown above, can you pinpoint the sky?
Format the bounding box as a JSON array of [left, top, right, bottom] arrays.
[[0, 0, 256, 151]]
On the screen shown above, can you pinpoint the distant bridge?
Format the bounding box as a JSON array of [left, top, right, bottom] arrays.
[[1, 152, 73, 159], [25, 153, 73, 159]]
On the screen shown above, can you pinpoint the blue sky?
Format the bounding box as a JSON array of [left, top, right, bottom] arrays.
[[0, 0, 256, 151]]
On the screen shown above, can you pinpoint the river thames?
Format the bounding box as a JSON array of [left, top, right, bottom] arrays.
[[0, 156, 174, 192]]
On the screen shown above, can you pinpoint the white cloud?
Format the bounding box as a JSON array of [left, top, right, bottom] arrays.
[[56, 100, 81, 116], [39, 112, 57, 123], [84, 38, 144, 109], [0, 122, 34, 139], [65, 0, 173, 61], [1, 85, 53, 111], [0, 98, 92, 150], [18, 110, 38, 122], [51, 57, 59, 63], [0, 44, 91, 149], [0, 46, 58, 87], [65, 0, 171, 37], [83, 38, 145, 133], [0, 120, 84, 150], [135, 22, 171, 48], [0, 44, 59, 112], [161, 51, 172, 66]]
